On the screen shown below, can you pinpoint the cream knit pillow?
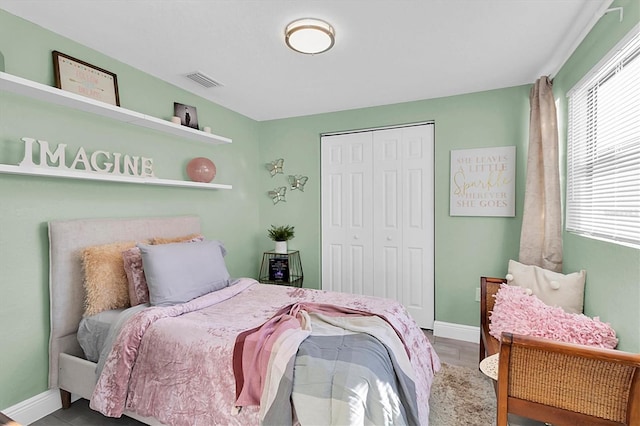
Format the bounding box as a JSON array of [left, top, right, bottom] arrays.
[[506, 259, 586, 314]]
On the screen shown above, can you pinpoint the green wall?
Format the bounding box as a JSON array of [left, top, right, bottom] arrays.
[[0, 10, 262, 409], [552, 0, 640, 352], [2, 0, 639, 412]]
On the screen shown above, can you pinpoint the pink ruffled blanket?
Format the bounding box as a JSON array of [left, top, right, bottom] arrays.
[[489, 284, 618, 349], [89, 278, 440, 426]]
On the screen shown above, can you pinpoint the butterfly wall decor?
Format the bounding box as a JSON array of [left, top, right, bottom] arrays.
[[266, 158, 284, 177], [268, 186, 287, 204], [288, 175, 308, 191]]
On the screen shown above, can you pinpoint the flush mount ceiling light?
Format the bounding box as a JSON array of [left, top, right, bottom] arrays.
[[285, 18, 335, 54]]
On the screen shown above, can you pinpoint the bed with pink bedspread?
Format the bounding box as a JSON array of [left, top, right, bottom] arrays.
[[48, 216, 440, 426]]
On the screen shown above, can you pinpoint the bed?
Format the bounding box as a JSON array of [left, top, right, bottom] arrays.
[[48, 215, 440, 425]]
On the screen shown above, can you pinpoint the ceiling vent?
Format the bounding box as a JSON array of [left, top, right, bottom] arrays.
[[185, 71, 223, 88]]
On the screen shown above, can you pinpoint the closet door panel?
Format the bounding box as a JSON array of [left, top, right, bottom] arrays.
[[373, 129, 403, 301], [405, 246, 425, 308], [401, 125, 435, 328], [327, 174, 342, 227], [321, 132, 373, 294], [327, 244, 343, 292], [379, 246, 400, 299], [349, 245, 365, 295]]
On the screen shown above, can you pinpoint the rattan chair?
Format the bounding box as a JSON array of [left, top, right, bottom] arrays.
[[497, 332, 640, 426], [480, 276, 505, 364]]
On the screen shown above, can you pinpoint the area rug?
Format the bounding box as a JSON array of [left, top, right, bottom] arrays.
[[429, 362, 497, 425]]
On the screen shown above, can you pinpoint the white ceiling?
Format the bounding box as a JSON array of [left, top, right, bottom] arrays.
[[0, 0, 613, 121]]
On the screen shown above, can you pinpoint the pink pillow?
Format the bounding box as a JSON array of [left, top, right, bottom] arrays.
[[123, 247, 149, 306], [489, 284, 617, 349], [122, 235, 205, 306]]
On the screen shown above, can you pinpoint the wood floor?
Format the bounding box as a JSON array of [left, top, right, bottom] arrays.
[[29, 330, 544, 426]]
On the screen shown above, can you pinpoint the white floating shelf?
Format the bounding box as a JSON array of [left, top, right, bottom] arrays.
[[0, 164, 232, 190], [0, 71, 232, 145]]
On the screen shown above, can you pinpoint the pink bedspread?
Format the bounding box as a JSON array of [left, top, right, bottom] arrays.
[[90, 278, 440, 426]]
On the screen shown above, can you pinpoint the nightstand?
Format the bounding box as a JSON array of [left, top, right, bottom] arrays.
[[259, 250, 303, 287]]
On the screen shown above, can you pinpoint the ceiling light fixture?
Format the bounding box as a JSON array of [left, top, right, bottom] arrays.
[[285, 18, 335, 55]]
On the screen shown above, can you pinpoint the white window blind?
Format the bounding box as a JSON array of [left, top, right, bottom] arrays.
[[566, 26, 640, 248]]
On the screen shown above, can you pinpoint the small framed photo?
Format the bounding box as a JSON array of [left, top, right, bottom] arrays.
[[268, 257, 290, 282], [52, 51, 120, 106], [174, 102, 199, 129]]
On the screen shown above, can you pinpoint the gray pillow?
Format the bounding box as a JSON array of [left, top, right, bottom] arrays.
[[138, 239, 230, 306]]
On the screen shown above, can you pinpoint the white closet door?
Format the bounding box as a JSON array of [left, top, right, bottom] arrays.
[[321, 124, 434, 329], [372, 128, 403, 301], [321, 131, 373, 295], [400, 125, 434, 328]]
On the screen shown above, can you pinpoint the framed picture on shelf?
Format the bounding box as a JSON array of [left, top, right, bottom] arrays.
[[52, 50, 120, 106], [174, 102, 199, 129]]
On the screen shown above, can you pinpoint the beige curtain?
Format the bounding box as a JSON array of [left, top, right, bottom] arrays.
[[519, 76, 562, 272]]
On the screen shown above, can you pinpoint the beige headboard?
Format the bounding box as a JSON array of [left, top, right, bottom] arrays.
[[48, 215, 201, 388]]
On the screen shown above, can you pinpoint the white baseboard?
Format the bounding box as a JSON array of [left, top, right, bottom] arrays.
[[3, 389, 60, 425], [3, 388, 80, 425], [433, 320, 480, 344]]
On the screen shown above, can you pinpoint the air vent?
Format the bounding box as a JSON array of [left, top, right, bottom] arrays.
[[185, 71, 223, 88]]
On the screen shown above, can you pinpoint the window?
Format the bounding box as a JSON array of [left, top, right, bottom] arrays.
[[566, 26, 640, 248]]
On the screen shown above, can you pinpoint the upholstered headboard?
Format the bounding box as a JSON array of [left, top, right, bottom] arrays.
[[48, 215, 201, 388]]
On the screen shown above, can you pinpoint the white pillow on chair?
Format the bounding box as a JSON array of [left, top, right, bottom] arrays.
[[506, 259, 586, 314]]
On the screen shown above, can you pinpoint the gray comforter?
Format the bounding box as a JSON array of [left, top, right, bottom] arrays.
[[234, 303, 420, 425]]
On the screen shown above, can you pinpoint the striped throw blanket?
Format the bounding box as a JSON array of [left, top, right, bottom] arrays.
[[233, 302, 419, 425]]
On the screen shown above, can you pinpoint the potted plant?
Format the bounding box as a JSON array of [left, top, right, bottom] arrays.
[[267, 224, 295, 254]]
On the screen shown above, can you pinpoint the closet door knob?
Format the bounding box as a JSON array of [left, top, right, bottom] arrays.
[[353, 235, 359, 240], [387, 236, 392, 241]]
